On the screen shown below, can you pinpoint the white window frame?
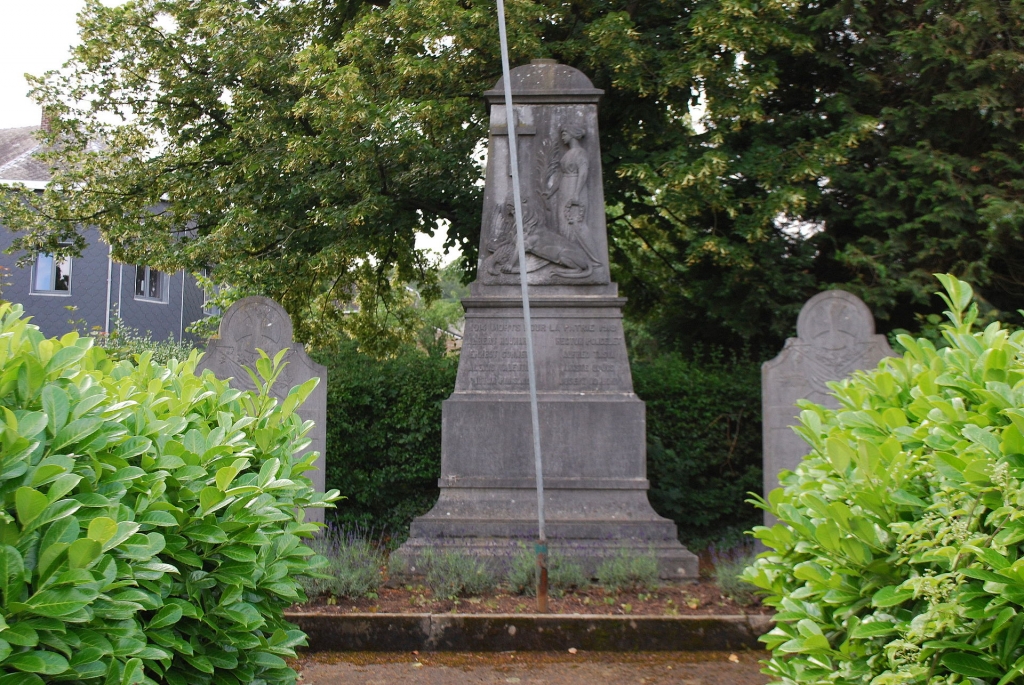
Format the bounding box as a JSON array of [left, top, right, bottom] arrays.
[[134, 265, 168, 303], [31, 251, 72, 296]]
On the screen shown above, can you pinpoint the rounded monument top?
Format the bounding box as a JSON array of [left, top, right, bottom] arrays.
[[217, 295, 294, 347], [796, 289, 876, 345], [485, 60, 603, 104]]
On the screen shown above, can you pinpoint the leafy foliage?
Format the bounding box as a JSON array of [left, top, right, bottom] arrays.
[[314, 341, 457, 537], [610, 0, 1024, 349], [632, 350, 763, 548], [8, 0, 1023, 351], [746, 275, 1024, 684], [0, 303, 337, 685], [93, 314, 201, 366], [0, 0, 507, 349]]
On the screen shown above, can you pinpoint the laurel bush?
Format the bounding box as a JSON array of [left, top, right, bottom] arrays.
[[746, 275, 1024, 684], [0, 303, 337, 685]]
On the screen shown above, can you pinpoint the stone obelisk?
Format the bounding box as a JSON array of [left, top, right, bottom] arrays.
[[393, 60, 697, 578]]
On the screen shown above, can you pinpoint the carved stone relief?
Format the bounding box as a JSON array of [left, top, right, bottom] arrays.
[[479, 101, 609, 285], [762, 290, 895, 523]]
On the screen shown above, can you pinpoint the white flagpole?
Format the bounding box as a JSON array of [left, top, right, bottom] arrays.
[[494, 3, 549, 611]]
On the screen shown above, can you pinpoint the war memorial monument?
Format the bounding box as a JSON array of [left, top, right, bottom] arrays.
[[394, 60, 698, 578]]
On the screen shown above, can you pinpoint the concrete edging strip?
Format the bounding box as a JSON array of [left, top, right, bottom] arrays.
[[285, 612, 774, 652]]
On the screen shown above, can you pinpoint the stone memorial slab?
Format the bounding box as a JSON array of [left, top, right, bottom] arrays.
[[198, 296, 327, 523], [762, 290, 894, 524], [392, 60, 697, 578]]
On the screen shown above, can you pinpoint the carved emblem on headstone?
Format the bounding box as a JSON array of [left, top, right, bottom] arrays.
[[197, 296, 328, 523], [762, 290, 894, 523]]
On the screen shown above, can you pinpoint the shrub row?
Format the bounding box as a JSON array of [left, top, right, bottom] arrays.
[[632, 351, 763, 548], [315, 341, 762, 548], [313, 342, 457, 536]]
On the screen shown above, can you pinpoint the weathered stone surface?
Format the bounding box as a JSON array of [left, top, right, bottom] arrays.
[[479, 60, 610, 286], [287, 612, 772, 652], [197, 296, 327, 523], [393, 60, 696, 579], [762, 290, 894, 523]]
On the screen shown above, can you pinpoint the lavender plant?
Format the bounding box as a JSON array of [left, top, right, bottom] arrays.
[[596, 547, 659, 592], [713, 550, 760, 606], [419, 548, 496, 599], [300, 526, 384, 599], [507, 543, 589, 597]]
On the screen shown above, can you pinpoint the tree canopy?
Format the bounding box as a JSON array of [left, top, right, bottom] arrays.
[[1, 0, 1022, 352], [617, 0, 1024, 350]]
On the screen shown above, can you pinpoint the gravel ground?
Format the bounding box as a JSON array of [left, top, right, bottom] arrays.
[[295, 650, 770, 685]]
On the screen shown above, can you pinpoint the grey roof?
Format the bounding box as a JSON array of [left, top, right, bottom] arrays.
[[0, 126, 50, 183]]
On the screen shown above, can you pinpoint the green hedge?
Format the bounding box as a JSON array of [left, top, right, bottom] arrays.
[[314, 344, 457, 537], [632, 351, 763, 548], [316, 343, 761, 548]]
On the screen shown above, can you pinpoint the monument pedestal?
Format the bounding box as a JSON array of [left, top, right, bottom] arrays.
[[393, 286, 697, 579]]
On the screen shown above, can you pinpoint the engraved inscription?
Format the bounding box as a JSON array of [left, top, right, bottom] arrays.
[[460, 317, 628, 391]]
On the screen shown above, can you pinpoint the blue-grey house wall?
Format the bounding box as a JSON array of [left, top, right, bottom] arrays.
[[0, 223, 208, 343], [111, 257, 207, 344]]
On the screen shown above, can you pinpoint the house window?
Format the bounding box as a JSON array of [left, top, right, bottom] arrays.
[[32, 252, 72, 294], [135, 265, 167, 302]]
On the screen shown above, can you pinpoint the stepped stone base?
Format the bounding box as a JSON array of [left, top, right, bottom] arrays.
[[390, 290, 697, 581]]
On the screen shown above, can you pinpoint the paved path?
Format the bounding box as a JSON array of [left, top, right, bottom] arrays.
[[297, 651, 770, 685]]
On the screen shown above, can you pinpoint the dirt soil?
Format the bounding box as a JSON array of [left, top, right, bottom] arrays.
[[293, 650, 770, 685], [292, 579, 770, 616]]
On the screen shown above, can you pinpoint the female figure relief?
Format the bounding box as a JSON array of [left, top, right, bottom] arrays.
[[545, 126, 600, 266], [483, 124, 604, 282]]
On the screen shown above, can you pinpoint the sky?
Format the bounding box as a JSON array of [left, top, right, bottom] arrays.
[[0, 1, 86, 129]]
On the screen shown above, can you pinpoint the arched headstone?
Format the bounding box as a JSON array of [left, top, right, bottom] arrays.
[[762, 290, 894, 524], [197, 296, 327, 523]]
